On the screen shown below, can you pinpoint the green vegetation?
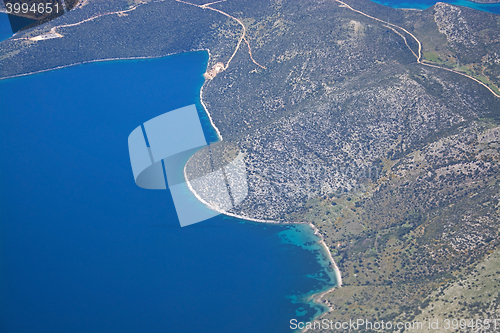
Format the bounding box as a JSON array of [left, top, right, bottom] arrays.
[[295, 120, 500, 330], [423, 51, 442, 63], [410, 246, 500, 331], [0, 0, 499, 331], [474, 75, 500, 95]]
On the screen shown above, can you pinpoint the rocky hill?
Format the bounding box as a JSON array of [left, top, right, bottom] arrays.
[[0, 0, 499, 329]]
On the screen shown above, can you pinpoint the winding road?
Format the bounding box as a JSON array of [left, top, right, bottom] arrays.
[[332, 0, 500, 98], [6, 0, 499, 97], [176, 0, 266, 70]]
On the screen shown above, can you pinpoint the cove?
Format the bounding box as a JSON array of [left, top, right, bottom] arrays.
[[0, 50, 336, 333]]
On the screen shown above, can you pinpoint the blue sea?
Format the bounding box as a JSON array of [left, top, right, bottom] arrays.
[[0, 13, 12, 41], [0, 0, 496, 331], [371, 0, 500, 13], [0, 51, 338, 333]]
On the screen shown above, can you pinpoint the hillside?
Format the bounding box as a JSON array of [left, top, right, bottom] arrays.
[[0, 0, 499, 329]]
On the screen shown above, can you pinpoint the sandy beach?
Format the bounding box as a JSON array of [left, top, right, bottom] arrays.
[[184, 73, 343, 323]]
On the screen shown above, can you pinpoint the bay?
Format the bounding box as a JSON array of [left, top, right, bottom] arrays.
[[0, 51, 336, 333], [0, 1, 496, 330]]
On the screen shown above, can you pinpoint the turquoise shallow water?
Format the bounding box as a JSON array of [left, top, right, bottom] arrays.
[[1, 0, 494, 331], [370, 0, 500, 13], [0, 51, 336, 333]]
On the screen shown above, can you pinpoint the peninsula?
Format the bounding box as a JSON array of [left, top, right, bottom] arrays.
[[1, 0, 499, 329]]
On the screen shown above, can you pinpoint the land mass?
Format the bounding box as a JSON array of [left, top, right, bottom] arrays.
[[0, 0, 499, 330]]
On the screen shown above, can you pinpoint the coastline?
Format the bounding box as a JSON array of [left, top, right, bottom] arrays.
[[468, 0, 500, 3], [183, 155, 343, 322], [0, 43, 343, 325], [2, 0, 499, 329], [185, 69, 343, 322], [0, 48, 211, 81], [370, 0, 500, 13], [198, 49, 223, 142]]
